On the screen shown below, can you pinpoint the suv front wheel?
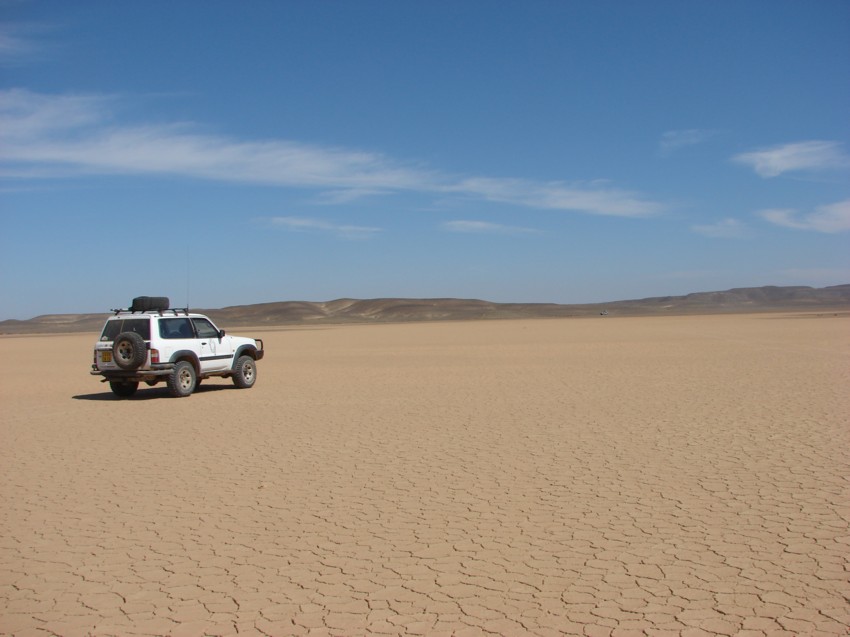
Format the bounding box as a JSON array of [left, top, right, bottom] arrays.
[[232, 355, 257, 389], [168, 361, 196, 398]]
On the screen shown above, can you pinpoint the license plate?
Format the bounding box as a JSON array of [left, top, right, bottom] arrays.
[[102, 351, 112, 363]]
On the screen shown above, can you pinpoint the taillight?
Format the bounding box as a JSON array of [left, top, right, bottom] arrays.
[[151, 349, 160, 364]]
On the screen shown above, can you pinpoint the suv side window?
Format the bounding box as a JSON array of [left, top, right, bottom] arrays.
[[193, 318, 221, 339], [101, 318, 151, 341], [159, 318, 195, 339]]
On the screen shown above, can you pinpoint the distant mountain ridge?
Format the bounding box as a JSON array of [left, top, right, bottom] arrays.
[[2, 285, 848, 334]]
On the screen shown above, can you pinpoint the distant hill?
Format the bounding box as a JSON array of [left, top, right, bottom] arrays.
[[2, 285, 848, 335]]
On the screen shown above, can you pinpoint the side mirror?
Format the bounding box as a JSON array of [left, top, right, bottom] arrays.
[[219, 329, 226, 338]]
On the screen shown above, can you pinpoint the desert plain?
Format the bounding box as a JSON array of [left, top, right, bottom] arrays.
[[1, 313, 848, 637]]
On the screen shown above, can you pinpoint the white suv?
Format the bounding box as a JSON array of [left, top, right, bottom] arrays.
[[91, 297, 264, 398]]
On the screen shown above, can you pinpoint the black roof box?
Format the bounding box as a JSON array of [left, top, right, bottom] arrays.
[[130, 296, 170, 312]]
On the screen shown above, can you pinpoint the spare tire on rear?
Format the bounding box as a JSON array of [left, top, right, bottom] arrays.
[[113, 331, 147, 369], [131, 296, 169, 312]]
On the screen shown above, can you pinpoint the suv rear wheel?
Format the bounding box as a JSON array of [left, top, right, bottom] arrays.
[[168, 361, 196, 398], [109, 381, 139, 398]]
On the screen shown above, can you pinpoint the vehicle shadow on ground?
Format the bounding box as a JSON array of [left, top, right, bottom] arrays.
[[73, 383, 237, 401]]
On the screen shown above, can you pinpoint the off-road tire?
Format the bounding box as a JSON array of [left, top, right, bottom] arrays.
[[109, 381, 139, 398], [232, 355, 257, 389], [113, 332, 147, 370], [168, 361, 196, 398]]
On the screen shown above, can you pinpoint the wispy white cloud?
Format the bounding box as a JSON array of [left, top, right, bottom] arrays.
[[0, 28, 27, 59], [659, 129, 716, 155], [758, 199, 850, 233], [0, 25, 34, 61], [448, 177, 661, 217], [313, 188, 391, 205], [0, 23, 55, 65], [733, 140, 850, 178], [0, 90, 438, 188], [268, 216, 382, 240], [691, 218, 746, 238], [442, 220, 538, 235], [0, 89, 664, 218]]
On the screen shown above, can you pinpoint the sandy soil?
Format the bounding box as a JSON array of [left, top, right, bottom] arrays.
[[1, 314, 848, 637]]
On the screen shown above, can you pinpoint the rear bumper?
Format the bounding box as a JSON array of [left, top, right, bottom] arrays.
[[91, 363, 175, 382]]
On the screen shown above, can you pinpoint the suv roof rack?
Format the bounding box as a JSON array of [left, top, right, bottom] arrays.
[[108, 296, 190, 316], [110, 307, 191, 316]]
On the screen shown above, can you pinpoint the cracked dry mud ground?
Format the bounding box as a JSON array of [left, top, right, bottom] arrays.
[[1, 314, 848, 637]]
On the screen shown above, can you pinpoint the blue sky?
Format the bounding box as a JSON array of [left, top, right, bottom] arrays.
[[1, 0, 848, 319]]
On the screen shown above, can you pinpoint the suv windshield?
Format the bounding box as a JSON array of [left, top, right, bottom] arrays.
[[100, 318, 151, 341]]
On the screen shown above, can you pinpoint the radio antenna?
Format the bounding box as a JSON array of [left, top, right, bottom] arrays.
[[185, 251, 191, 311]]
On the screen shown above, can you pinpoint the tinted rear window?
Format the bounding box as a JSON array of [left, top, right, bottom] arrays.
[[100, 318, 151, 341], [159, 318, 194, 339]]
